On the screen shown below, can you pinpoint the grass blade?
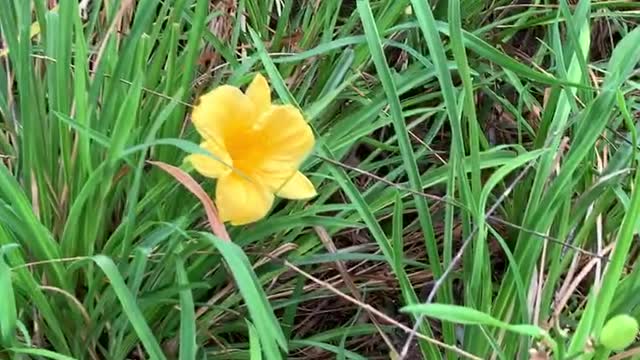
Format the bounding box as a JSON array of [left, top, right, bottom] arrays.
[[92, 255, 166, 360], [176, 257, 197, 360], [202, 234, 286, 359], [0, 245, 17, 346]]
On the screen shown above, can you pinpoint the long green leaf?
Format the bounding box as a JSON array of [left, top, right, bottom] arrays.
[[176, 257, 196, 360], [0, 245, 17, 346], [202, 234, 286, 359], [92, 255, 166, 360]]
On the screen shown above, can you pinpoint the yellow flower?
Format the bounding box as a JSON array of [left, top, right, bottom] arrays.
[[186, 74, 316, 225]]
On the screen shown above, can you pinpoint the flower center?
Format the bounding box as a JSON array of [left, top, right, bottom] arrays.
[[225, 128, 270, 179]]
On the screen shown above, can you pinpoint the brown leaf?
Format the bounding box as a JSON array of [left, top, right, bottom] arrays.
[[148, 161, 230, 242]]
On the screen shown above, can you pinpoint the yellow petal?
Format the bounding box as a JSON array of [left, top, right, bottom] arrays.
[[191, 85, 256, 145], [258, 105, 314, 155], [215, 173, 274, 225], [251, 105, 315, 189], [245, 74, 271, 115], [185, 141, 233, 179], [276, 171, 317, 199]]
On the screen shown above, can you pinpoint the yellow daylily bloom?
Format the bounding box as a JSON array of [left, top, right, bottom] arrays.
[[187, 74, 316, 225]]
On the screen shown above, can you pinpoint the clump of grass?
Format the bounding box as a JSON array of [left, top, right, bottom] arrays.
[[1, 0, 640, 359]]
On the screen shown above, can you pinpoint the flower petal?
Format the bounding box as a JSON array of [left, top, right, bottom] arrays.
[[258, 105, 314, 155], [250, 105, 315, 190], [185, 141, 233, 179], [245, 74, 271, 115], [215, 173, 274, 225], [191, 85, 256, 144], [276, 171, 317, 199]]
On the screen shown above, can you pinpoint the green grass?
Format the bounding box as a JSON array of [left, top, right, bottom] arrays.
[[1, 0, 640, 359]]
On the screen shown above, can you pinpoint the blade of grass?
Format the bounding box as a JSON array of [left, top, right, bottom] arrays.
[[6, 348, 77, 360], [0, 245, 17, 346], [92, 255, 166, 360], [203, 233, 286, 359], [247, 320, 263, 360], [176, 256, 197, 360], [356, 0, 443, 293]]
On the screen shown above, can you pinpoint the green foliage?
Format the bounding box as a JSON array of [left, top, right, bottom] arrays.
[[0, 0, 639, 359]]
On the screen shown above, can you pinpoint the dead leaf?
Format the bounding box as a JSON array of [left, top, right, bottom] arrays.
[[148, 160, 230, 242]]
